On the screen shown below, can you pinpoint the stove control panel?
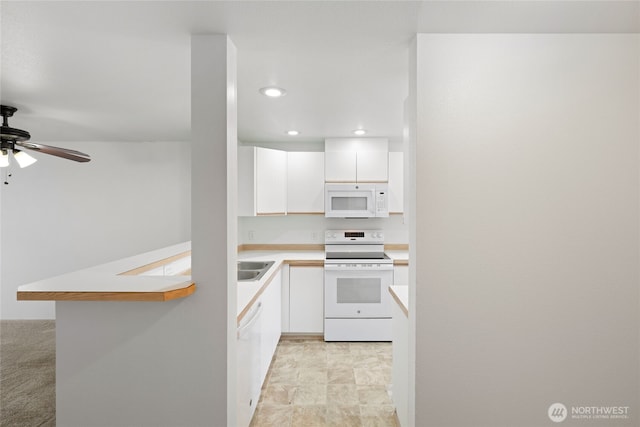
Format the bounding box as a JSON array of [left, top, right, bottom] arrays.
[[325, 229, 384, 244]]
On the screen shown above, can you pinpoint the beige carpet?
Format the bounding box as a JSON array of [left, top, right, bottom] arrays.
[[0, 320, 55, 427]]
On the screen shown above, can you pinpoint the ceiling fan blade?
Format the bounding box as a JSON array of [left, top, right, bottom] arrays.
[[15, 141, 91, 163]]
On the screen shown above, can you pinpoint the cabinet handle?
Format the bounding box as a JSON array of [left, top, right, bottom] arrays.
[[237, 302, 263, 337]]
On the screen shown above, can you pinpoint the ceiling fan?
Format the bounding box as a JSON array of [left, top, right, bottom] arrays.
[[0, 104, 91, 168]]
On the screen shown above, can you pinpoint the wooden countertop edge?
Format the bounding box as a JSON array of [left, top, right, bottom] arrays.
[[237, 264, 283, 325], [284, 259, 406, 266], [284, 259, 325, 267], [239, 244, 325, 252], [385, 244, 409, 251], [389, 287, 408, 317], [17, 283, 196, 302], [238, 244, 408, 252], [119, 250, 192, 276]]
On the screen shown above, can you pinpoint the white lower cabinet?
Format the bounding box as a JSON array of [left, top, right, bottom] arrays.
[[392, 297, 409, 427], [289, 266, 324, 334], [260, 270, 282, 382], [237, 269, 282, 427], [236, 300, 262, 427], [394, 265, 409, 286]]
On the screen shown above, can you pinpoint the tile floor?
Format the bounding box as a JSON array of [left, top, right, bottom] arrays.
[[249, 339, 398, 427]]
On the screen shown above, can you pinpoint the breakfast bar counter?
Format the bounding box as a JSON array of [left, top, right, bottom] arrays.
[[16, 242, 195, 301]]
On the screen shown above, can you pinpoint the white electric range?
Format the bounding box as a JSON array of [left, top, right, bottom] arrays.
[[324, 229, 393, 341]]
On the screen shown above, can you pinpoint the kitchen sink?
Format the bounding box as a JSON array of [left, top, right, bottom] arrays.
[[237, 260, 274, 282], [238, 270, 261, 281], [237, 261, 273, 271]]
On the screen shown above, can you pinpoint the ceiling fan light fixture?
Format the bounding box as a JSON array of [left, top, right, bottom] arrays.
[[13, 150, 37, 168], [0, 150, 9, 168], [259, 87, 286, 98], [1, 105, 91, 165]]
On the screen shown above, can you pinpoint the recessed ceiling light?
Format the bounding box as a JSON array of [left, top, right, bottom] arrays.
[[286, 130, 300, 136], [259, 87, 286, 98], [353, 129, 367, 136]]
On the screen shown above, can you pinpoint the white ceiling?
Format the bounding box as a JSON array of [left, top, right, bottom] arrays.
[[1, 1, 638, 146]]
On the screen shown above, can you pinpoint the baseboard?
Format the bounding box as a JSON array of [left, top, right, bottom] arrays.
[[279, 333, 324, 341]]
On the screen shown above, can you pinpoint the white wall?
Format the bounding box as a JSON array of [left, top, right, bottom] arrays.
[[413, 34, 639, 426], [0, 140, 191, 319], [239, 215, 408, 245]]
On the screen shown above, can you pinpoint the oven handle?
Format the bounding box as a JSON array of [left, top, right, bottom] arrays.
[[324, 263, 394, 271]]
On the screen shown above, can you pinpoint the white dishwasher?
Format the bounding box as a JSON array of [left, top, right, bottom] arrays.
[[236, 301, 262, 427]]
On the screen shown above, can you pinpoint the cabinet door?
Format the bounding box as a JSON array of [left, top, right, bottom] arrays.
[[260, 270, 282, 384], [388, 152, 404, 213], [256, 147, 287, 215], [287, 152, 325, 213], [325, 151, 357, 182], [394, 265, 409, 286], [356, 151, 388, 182], [238, 146, 257, 216], [289, 267, 324, 334], [236, 301, 262, 427]]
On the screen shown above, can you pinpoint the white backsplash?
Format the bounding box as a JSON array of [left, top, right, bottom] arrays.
[[238, 214, 408, 245]]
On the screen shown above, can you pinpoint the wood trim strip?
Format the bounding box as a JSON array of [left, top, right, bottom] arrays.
[[239, 244, 408, 252], [324, 181, 388, 184], [119, 251, 192, 276], [389, 287, 408, 317], [286, 212, 325, 215], [385, 244, 408, 251], [238, 244, 325, 252], [280, 333, 324, 340], [256, 212, 286, 216], [17, 283, 196, 302], [393, 259, 409, 266], [284, 260, 324, 267]]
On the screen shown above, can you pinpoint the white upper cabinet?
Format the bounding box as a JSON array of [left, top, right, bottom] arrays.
[[356, 151, 389, 182], [256, 147, 287, 215], [238, 146, 256, 216], [324, 138, 388, 183], [324, 151, 357, 182], [388, 151, 404, 213], [287, 152, 325, 214], [238, 146, 287, 216]]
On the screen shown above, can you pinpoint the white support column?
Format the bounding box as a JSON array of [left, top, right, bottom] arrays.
[[191, 34, 238, 427], [54, 35, 238, 427]]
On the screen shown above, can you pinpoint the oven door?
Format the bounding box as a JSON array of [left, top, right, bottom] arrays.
[[325, 184, 375, 218], [324, 264, 393, 318]]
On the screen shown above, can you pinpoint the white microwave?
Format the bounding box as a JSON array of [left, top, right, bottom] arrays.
[[325, 183, 389, 218]]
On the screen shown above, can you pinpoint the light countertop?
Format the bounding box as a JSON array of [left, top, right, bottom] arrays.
[[236, 250, 324, 322], [389, 285, 409, 317], [385, 250, 409, 264], [237, 249, 408, 322], [17, 242, 408, 321], [16, 242, 194, 302]]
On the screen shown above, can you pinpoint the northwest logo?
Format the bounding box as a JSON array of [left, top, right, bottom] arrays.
[[548, 403, 568, 423]]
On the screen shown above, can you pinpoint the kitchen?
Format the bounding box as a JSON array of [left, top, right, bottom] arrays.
[[2, 2, 639, 427], [11, 135, 411, 426]]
